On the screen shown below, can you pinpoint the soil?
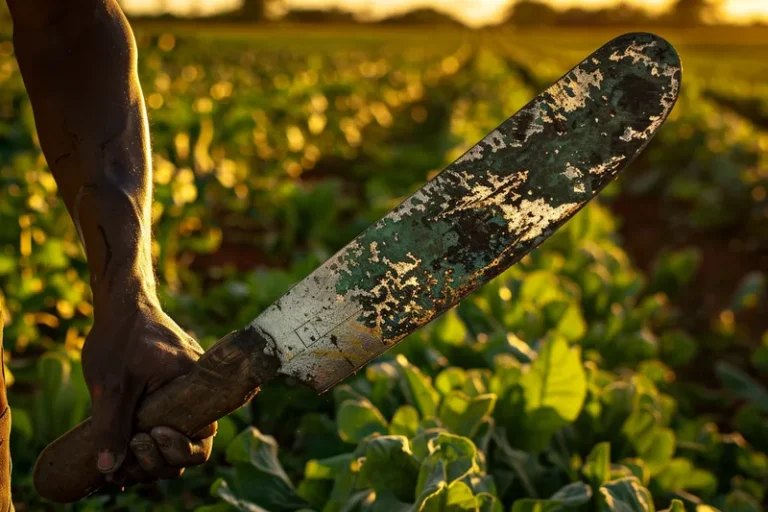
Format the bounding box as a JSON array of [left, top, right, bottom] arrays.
[[611, 191, 768, 340]]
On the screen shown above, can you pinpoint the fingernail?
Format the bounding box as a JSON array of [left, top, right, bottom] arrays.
[[97, 450, 116, 472]]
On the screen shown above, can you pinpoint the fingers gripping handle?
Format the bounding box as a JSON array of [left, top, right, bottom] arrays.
[[33, 327, 281, 503]]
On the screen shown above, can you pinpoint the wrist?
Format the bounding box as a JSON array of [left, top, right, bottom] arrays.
[[71, 178, 158, 319], [73, 184, 159, 320], [91, 263, 157, 305], [91, 266, 159, 321]]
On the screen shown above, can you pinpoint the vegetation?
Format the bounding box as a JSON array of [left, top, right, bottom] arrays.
[[505, 0, 726, 27], [115, 0, 764, 28], [0, 25, 766, 512]]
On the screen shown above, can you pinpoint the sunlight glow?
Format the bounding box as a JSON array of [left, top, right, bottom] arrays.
[[121, 0, 768, 26]]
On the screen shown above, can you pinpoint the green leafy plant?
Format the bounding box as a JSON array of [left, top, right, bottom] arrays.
[[0, 27, 765, 512]]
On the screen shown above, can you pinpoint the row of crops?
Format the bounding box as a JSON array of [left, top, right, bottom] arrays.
[[0, 25, 766, 511]]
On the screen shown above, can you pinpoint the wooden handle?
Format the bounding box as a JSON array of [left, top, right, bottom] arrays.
[[33, 327, 281, 503]]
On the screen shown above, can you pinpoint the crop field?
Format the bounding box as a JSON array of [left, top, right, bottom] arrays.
[[0, 24, 766, 511]]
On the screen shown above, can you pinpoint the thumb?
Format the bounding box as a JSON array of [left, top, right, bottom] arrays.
[[89, 381, 144, 474]]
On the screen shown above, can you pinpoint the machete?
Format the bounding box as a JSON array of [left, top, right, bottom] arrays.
[[34, 32, 681, 502]]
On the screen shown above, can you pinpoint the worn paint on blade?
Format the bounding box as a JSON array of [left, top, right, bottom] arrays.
[[252, 33, 682, 392]]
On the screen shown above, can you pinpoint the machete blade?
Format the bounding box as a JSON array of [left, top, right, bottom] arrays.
[[252, 32, 681, 392]]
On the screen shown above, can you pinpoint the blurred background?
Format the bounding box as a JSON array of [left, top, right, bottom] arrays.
[[0, 1, 766, 511]]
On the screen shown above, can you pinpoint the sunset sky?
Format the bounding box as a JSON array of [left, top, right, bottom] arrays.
[[120, 0, 768, 26]]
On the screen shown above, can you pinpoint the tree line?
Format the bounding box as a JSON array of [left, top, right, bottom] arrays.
[[506, 0, 724, 28], [0, 1, 763, 36], [234, 0, 735, 27]]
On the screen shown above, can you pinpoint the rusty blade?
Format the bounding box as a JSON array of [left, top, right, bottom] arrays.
[[252, 32, 681, 392]]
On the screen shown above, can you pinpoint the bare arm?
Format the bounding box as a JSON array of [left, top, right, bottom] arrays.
[[9, 0, 156, 312], [7, 0, 215, 482]]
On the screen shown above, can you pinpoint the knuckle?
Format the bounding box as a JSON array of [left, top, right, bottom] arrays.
[[157, 435, 179, 454], [130, 433, 154, 453]]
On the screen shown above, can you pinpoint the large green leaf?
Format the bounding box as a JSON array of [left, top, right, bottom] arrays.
[[397, 354, 440, 418], [490, 354, 523, 396], [334, 384, 367, 408], [550, 482, 593, 505], [390, 405, 420, 438], [461, 369, 490, 397], [637, 428, 675, 475], [439, 392, 471, 435], [517, 336, 586, 451], [416, 433, 481, 499], [520, 271, 566, 305], [583, 443, 611, 489], [501, 334, 538, 364], [305, 454, 354, 480], [358, 436, 420, 502], [213, 416, 240, 457], [419, 480, 482, 512], [323, 456, 364, 512], [522, 337, 586, 422], [206, 478, 272, 512], [34, 350, 89, 442], [370, 491, 413, 512], [599, 477, 654, 512], [36, 352, 70, 441], [436, 368, 469, 396], [492, 428, 546, 501], [225, 427, 309, 512], [459, 394, 496, 437], [337, 398, 389, 443], [655, 458, 717, 496], [552, 301, 586, 342], [619, 459, 650, 487], [367, 360, 402, 414], [621, 394, 675, 474], [438, 391, 497, 438], [567, 201, 616, 245], [412, 429, 447, 461], [433, 309, 469, 346], [512, 481, 592, 512]]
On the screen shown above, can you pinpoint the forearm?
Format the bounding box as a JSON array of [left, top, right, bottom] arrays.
[[9, 0, 157, 316]]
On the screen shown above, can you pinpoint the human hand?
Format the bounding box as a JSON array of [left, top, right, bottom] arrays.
[[81, 299, 217, 483]]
